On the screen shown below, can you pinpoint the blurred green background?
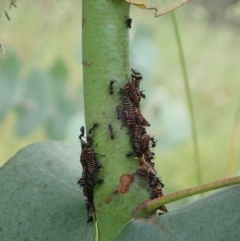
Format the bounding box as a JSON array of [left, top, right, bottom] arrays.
[[1, 0, 240, 206]]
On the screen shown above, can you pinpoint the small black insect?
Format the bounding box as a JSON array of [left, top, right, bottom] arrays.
[[125, 17, 132, 29], [140, 91, 146, 99], [131, 68, 142, 90], [148, 173, 164, 189], [145, 152, 155, 162], [150, 136, 157, 148], [79, 126, 85, 140], [109, 80, 116, 95], [126, 151, 136, 158], [108, 123, 115, 139], [88, 122, 99, 135], [131, 68, 142, 81], [78, 167, 86, 189], [77, 177, 86, 187]]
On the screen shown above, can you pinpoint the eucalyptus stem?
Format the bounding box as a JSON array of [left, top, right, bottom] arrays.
[[171, 12, 202, 185], [82, 1, 150, 240], [82, 0, 131, 203], [134, 176, 240, 218]]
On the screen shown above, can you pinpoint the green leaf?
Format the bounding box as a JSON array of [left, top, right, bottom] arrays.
[[0, 141, 95, 241], [116, 185, 240, 241]]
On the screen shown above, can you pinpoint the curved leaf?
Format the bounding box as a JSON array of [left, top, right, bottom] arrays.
[[125, 0, 190, 16], [116, 185, 240, 241], [0, 141, 94, 241]]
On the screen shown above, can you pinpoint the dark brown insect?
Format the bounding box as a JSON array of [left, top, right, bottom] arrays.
[[136, 164, 149, 179], [86, 200, 95, 223], [132, 135, 143, 157], [79, 173, 93, 199], [80, 145, 91, 168], [107, 123, 115, 139], [122, 96, 136, 126], [82, 181, 93, 200], [150, 185, 164, 199], [124, 82, 140, 107], [109, 80, 116, 95], [137, 155, 156, 178], [125, 17, 132, 29], [78, 167, 103, 222], [134, 108, 150, 126], [141, 134, 151, 150], [78, 125, 104, 224], [134, 125, 146, 137], [79, 164, 103, 223], [88, 122, 99, 135], [79, 126, 85, 140], [80, 146, 101, 174], [123, 110, 136, 127], [87, 210, 94, 223]]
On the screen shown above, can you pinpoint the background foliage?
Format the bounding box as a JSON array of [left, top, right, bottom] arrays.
[[1, 0, 240, 210]]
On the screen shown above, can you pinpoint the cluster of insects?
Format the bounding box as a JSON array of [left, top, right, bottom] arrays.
[[78, 124, 103, 223], [78, 68, 167, 223], [116, 68, 168, 214]]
